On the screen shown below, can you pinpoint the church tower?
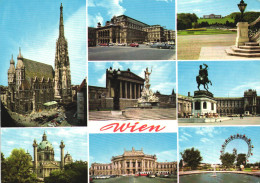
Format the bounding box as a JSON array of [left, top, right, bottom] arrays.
[[54, 3, 72, 102]]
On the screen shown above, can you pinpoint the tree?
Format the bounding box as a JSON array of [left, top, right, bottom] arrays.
[[1, 149, 37, 183], [181, 147, 203, 170], [236, 153, 247, 166], [220, 152, 236, 168], [45, 161, 88, 183]]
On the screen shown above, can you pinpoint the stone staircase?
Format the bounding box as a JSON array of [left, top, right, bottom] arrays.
[[226, 42, 260, 57]]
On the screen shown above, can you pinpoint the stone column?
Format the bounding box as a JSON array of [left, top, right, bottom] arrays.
[[236, 22, 249, 47], [108, 79, 111, 97], [134, 84, 137, 99], [109, 28, 113, 43], [136, 160, 138, 172], [125, 82, 128, 99], [130, 82, 132, 99], [120, 81, 123, 98], [130, 160, 132, 174], [60, 140, 65, 170], [124, 160, 126, 174], [33, 139, 38, 175], [141, 160, 144, 171]]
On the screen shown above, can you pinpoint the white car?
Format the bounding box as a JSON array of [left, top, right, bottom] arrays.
[[118, 43, 126, 46]]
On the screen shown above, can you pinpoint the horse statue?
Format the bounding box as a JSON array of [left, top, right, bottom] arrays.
[[196, 64, 212, 91]]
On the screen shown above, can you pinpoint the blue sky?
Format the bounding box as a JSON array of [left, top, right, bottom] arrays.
[[88, 0, 175, 30], [1, 128, 88, 162], [179, 126, 260, 164], [178, 61, 260, 97], [89, 133, 177, 167], [0, 0, 86, 86], [88, 61, 176, 95], [178, 0, 260, 18]]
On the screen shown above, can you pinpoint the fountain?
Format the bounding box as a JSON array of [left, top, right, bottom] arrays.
[[138, 67, 159, 108]]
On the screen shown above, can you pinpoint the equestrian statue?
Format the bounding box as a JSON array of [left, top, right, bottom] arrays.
[[196, 64, 212, 91]]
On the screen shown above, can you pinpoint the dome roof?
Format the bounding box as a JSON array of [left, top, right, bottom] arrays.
[[38, 140, 54, 151], [37, 132, 54, 151]]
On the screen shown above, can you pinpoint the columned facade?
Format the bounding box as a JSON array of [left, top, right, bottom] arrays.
[[90, 148, 176, 176]]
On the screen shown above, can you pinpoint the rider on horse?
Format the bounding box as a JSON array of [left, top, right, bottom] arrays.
[[196, 64, 212, 91]]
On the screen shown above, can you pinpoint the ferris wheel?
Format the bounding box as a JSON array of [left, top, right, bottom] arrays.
[[220, 134, 254, 162]]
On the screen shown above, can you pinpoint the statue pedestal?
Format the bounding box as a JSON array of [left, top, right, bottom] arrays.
[[192, 90, 217, 118], [236, 22, 249, 47], [138, 102, 159, 108]]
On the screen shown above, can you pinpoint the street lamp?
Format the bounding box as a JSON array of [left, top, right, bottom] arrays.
[[238, 0, 247, 22]]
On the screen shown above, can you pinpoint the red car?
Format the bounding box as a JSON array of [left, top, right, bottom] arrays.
[[130, 43, 139, 47], [99, 43, 108, 46]]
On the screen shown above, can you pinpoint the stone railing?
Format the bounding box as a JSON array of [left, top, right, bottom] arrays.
[[249, 16, 260, 42]]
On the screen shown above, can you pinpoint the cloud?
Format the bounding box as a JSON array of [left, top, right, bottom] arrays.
[[200, 138, 210, 143], [156, 0, 173, 2], [178, 0, 211, 5], [96, 0, 126, 17], [112, 61, 123, 70], [98, 73, 106, 86], [88, 13, 104, 27], [229, 82, 260, 97], [88, 0, 95, 7], [7, 141, 15, 145], [195, 127, 219, 137]]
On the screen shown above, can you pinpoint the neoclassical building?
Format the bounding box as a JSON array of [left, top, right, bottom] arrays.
[[30, 132, 72, 178], [178, 89, 260, 117], [89, 15, 175, 45], [6, 3, 71, 114], [90, 148, 176, 176]]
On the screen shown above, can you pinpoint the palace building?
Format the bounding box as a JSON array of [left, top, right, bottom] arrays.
[[6, 3, 71, 114], [178, 89, 260, 117], [89, 148, 176, 176], [88, 15, 175, 46], [30, 132, 73, 178]]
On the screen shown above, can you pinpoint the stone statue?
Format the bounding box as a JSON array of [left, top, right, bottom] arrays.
[[196, 64, 212, 91], [138, 67, 159, 105], [144, 67, 152, 85]]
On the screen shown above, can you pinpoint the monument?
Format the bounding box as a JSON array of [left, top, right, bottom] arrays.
[[138, 67, 159, 107], [193, 64, 217, 118]]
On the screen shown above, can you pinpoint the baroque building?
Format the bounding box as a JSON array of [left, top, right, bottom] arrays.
[[88, 15, 175, 45], [31, 132, 72, 178], [6, 3, 71, 114], [89, 148, 176, 176]]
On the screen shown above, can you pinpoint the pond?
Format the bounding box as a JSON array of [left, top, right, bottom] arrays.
[[180, 173, 260, 183]]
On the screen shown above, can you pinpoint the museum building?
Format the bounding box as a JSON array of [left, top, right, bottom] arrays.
[[89, 148, 176, 176], [88, 15, 175, 46], [29, 132, 73, 178], [6, 4, 72, 114]]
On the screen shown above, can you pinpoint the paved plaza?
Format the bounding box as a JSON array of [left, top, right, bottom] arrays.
[[89, 108, 176, 121], [93, 176, 177, 183], [179, 117, 260, 126], [88, 44, 176, 60], [177, 34, 236, 60]]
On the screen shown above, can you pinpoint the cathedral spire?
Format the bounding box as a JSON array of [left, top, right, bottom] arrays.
[[59, 3, 64, 38]]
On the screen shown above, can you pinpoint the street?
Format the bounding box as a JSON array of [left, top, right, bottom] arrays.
[[93, 176, 177, 183], [88, 44, 176, 60]]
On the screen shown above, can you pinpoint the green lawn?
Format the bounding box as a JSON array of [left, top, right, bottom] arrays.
[[198, 18, 234, 24], [178, 29, 236, 36]]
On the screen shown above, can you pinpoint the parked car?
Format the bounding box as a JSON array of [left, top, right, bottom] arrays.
[[149, 174, 156, 178], [130, 43, 139, 47], [118, 43, 126, 46], [108, 43, 114, 46], [99, 43, 108, 46], [150, 43, 174, 49]]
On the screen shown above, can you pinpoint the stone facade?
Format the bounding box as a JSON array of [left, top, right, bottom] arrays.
[[31, 132, 72, 178], [179, 89, 260, 117], [90, 15, 175, 45], [90, 148, 176, 176], [5, 4, 71, 114], [89, 68, 145, 110]]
